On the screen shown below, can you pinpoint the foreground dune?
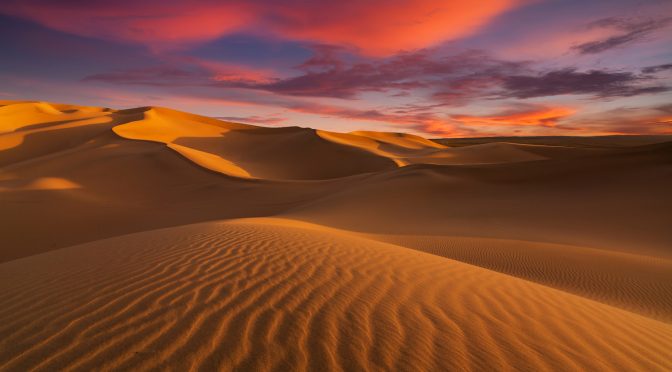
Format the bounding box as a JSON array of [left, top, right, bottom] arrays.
[[2, 101, 672, 370], [1, 219, 671, 371]]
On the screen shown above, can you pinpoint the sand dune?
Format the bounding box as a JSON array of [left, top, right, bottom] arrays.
[[318, 130, 557, 165], [1, 219, 671, 371], [2, 101, 672, 370], [0, 102, 116, 166], [109, 106, 400, 179]]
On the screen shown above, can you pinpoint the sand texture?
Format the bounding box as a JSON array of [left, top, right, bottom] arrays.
[[1, 101, 671, 371]]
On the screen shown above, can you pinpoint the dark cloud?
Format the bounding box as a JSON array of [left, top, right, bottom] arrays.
[[84, 49, 669, 105], [500, 68, 669, 99], [229, 49, 528, 100], [653, 103, 672, 115], [642, 63, 672, 74], [573, 17, 671, 55]]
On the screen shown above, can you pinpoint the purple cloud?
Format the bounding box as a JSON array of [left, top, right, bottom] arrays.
[[500, 68, 669, 99], [573, 17, 671, 55]]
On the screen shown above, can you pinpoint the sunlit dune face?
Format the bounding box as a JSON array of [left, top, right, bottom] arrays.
[[0, 0, 522, 54], [452, 106, 576, 127]]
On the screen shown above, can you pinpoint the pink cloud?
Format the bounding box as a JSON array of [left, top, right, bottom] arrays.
[[0, 2, 250, 52], [0, 0, 524, 55], [287, 101, 462, 136], [193, 59, 275, 85]]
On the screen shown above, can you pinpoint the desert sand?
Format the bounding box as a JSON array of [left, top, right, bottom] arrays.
[[1, 101, 671, 371]]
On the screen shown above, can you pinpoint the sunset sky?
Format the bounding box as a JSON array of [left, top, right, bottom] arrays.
[[1, 0, 671, 137]]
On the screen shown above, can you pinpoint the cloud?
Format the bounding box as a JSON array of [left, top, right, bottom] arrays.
[[451, 104, 575, 127], [84, 59, 274, 86], [223, 51, 668, 102], [0, 2, 250, 52], [84, 65, 204, 86], [500, 68, 669, 99], [84, 49, 528, 102], [233, 49, 528, 100], [84, 48, 670, 109], [265, 0, 522, 56], [0, 0, 523, 55], [642, 63, 672, 74], [238, 49, 439, 98], [217, 115, 287, 125], [286, 101, 461, 135], [573, 17, 672, 55], [567, 104, 672, 135]]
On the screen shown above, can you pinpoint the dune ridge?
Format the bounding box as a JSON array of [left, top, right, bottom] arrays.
[[1, 219, 671, 371]]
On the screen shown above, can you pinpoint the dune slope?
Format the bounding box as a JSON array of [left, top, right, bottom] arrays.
[[1, 219, 671, 372]]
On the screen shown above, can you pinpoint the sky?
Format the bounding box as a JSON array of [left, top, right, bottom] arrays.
[[1, 0, 671, 137]]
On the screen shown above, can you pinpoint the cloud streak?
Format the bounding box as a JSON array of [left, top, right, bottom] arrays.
[[567, 104, 672, 135], [573, 17, 671, 55], [451, 105, 575, 128], [500, 68, 669, 99], [217, 115, 287, 125]]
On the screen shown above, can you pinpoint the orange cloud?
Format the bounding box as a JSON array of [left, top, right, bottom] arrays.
[[190, 59, 275, 84], [452, 106, 576, 127], [0, 0, 524, 55], [269, 0, 523, 56], [567, 105, 672, 135]]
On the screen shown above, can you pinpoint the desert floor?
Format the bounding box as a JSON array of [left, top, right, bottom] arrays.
[[1, 101, 671, 371]]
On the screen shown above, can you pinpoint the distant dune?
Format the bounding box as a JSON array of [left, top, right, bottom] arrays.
[[1, 101, 671, 370]]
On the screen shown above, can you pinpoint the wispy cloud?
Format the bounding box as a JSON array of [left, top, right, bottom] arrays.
[[567, 104, 672, 135], [217, 115, 287, 125], [500, 68, 669, 99], [642, 63, 672, 75], [286, 101, 462, 136], [451, 104, 575, 127], [573, 17, 672, 55]]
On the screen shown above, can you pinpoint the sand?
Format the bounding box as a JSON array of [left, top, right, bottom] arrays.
[[1, 100, 671, 370]]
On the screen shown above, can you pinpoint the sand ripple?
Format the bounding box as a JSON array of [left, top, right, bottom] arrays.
[[1, 219, 671, 371]]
